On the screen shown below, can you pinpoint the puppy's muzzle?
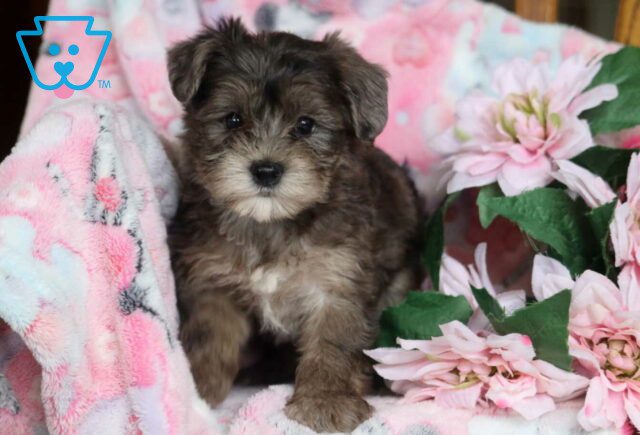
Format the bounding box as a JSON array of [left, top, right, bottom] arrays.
[[250, 161, 284, 188]]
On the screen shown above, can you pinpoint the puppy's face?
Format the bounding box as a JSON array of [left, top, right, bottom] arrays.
[[168, 19, 388, 222]]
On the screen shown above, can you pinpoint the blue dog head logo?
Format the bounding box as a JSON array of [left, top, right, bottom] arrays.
[[17, 16, 111, 98]]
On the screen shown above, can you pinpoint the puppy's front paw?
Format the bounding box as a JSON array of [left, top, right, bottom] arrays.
[[185, 342, 238, 406], [285, 392, 372, 433], [194, 370, 235, 406]]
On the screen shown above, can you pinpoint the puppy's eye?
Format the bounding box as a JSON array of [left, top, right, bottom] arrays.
[[224, 112, 243, 130], [294, 116, 315, 137]]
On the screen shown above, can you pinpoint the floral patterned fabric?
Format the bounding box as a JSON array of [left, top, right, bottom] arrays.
[[22, 0, 615, 173]]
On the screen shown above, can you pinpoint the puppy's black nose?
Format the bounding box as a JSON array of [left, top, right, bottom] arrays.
[[250, 161, 284, 187]]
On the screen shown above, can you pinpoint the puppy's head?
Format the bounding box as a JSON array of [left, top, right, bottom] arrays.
[[168, 18, 388, 222]]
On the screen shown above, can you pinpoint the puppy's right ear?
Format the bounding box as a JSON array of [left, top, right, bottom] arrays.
[[167, 18, 249, 105]]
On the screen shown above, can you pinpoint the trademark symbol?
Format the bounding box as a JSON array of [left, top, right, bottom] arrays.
[[98, 79, 111, 89]]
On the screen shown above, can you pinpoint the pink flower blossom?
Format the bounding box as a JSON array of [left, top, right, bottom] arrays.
[[551, 160, 616, 208], [439, 243, 525, 331], [364, 321, 589, 420], [527, 255, 640, 431], [611, 153, 640, 267], [568, 268, 640, 431], [433, 56, 618, 196]]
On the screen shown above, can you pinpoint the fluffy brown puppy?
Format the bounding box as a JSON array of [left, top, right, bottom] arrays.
[[168, 18, 421, 433]]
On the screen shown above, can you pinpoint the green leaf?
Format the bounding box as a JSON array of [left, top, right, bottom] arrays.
[[588, 201, 616, 242], [472, 288, 573, 370], [582, 46, 640, 134], [476, 187, 598, 275], [587, 201, 617, 276], [471, 286, 506, 322], [477, 184, 503, 227], [376, 291, 473, 347], [571, 146, 634, 189], [422, 193, 460, 290]]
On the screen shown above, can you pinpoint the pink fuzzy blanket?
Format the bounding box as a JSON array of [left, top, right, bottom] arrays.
[[1, 0, 629, 433]]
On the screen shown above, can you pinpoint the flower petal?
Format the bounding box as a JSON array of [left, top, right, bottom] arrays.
[[453, 153, 507, 176], [492, 58, 533, 95], [552, 160, 616, 209], [496, 290, 526, 315], [364, 348, 425, 365], [626, 153, 640, 203], [413, 361, 462, 379], [439, 253, 475, 306], [578, 376, 619, 431], [532, 359, 589, 399], [510, 394, 556, 420], [531, 254, 574, 301], [456, 94, 501, 139], [434, 382, 483, 409], [606, 387, 629, 429], [570, 270, 622, 327], [610, 202, 633, 267], [371, 359, 433, 381], [472, 242, 497, 296], [505, 144, 538, 164], [569, 338, 602, 375], [624, 390, 640, 431], [618, 264, 640, 312], [546, 117, 594, 160], [524, 63, 551, 95], [431, 128, 462, 154], [497, 158, 553, 196], [568, 84, 618, 115], [447, 165, 499, 193], [397, 336, 458, 356], [438, 321, 488, 356], [402, 385, 437, 403], [548, 56, 601, 112], [486, 333, 536, 362], [467, 310, 492, 333], [485, 373, 537, 408]]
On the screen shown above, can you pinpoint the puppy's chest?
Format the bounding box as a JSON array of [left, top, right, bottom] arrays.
[[244, 249, 319, 338], [209, 232, 359, 338]]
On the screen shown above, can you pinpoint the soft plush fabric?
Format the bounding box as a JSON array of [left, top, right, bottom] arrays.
[[1, 0, 630, 433], [21, 0, 616, 172], [0, 101, 218, 434], [217, 386, 627, 435]]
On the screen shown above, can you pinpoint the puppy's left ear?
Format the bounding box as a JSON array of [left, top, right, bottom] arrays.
[[324, 33, 389, 142], [168, 18, 249, 106]]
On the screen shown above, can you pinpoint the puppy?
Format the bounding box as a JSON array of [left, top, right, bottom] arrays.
[[168, 18, 421, 433]]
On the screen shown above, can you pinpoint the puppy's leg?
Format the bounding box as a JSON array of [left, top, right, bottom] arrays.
[[179, 291, 250, 406], [285, 298, 374, 433]]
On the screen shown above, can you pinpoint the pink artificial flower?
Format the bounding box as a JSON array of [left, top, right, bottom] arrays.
[[433, 56, 618, 196], [568, 268, 640, 431], [611, 153, 640, 267], [364, 321, 589, 420], [439, 243, 525, 331], [551, 160, 616, 208], [527, 255, 640, 431]]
